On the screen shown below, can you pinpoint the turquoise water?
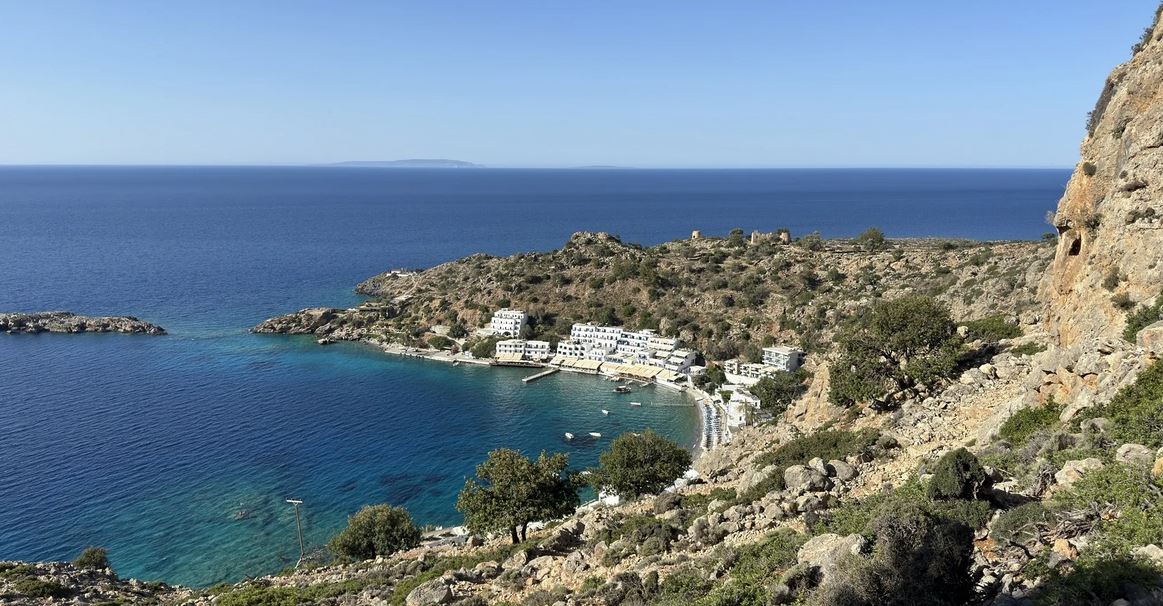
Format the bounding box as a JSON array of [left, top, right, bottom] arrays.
[[0, 167, 1068, 586]]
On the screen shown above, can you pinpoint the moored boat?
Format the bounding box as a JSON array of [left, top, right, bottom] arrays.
[[564, 432, 574, 440], [629, 401, 642, 406], [589, 432, 602, 438], [614, 385, 631, 394], [601, 409, 609, 415]]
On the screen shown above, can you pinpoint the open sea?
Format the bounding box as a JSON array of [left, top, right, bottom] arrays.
[[0, 167, 1068, 586]]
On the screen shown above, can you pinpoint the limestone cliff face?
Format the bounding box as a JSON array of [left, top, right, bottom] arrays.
[[1042, 8, 1163, 347]]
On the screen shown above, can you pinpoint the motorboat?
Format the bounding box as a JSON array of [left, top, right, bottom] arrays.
[[613, 385, 631, 394], [601, 409, 610, 415], [589, 432, 602, 438], [629, 401, 642, 406], [564, 432, 574, 440]]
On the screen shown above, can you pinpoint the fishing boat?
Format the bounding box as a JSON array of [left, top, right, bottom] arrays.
[[613, 385, 631, 394], [629, 401, 642, 406], [601, 409, 610, 415], [564, 432, 574, 440], [589, 432, 602, 438]]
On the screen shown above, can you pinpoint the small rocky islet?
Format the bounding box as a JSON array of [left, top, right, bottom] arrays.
[[0, 312, 166, 336]]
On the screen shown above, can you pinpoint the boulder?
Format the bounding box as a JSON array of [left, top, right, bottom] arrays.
[[828, 459, 857, 481], [1154, 457, 1163, 480], [1133, 544, 1163, 567], [796, 533, 867, 583], [502, 549, 530, 570], [737, 464, 778, 495], [784, 465, 831, 493], [1137, 321, 1163, 359], [1116, 443, 1155, 467], [406, 579, 454, 606], [1080, 417, 1111, 435], [1054, 458, 1105, 487]]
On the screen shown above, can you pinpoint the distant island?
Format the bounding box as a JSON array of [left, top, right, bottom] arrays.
[[329, 159, 483, 168]]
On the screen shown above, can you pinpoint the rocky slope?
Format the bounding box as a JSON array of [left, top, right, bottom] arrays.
[[0, 312, 166, 335]]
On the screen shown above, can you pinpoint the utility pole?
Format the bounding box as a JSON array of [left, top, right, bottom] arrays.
[[286, 499, 305, 567]]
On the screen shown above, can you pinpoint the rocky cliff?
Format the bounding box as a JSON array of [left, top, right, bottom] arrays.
[[1041, 7, 1163, 348]]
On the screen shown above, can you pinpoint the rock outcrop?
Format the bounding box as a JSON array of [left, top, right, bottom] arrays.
[[1041, 7, 1163, 348], [0, 312, 166, 335]]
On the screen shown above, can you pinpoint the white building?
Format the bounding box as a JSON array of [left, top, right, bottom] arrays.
[[725, 389, 761, 427], [647, 334, 679, 353], [488, 309, 528, 337], [495, 339, 551, 361], [763, 346, 805, 372], [663, 349, 698, 373], [555, 339, 588, 358]]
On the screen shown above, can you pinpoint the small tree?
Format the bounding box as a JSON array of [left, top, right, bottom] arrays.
[[457, 449, 579, 544], [328, 504, 422, 561], [926, 448, 988, 500], [590, 431, 691, 499], [855, 227, 887, 251], [73, 547, 110, 570], [829, 296, 959, 407], [749, 370, 808, 417]]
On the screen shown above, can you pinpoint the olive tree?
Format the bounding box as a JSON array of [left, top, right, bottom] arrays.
[[590, 431, 691, 499], [829, 295, 960, 407], [457, 449, 579, 544]]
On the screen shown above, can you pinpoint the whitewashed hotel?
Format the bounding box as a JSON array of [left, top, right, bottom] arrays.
[[488, 309, 528, 337], [495, 339, 551, 361]]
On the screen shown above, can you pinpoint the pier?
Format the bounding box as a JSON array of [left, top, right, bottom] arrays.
[[522, 367, 560, 383]]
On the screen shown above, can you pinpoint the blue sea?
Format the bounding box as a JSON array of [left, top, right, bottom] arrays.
[[0, 167, 1068, 587]]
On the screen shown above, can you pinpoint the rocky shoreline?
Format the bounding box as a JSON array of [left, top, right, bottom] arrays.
[[0, 312, 166, 336]]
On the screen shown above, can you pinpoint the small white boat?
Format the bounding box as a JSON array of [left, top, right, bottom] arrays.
[[613, 385, 631, 394], [589, 432, 602, 438], [601, 409, 610, 415], [629, 401, 642, 406], [564, 432, 574, 440]]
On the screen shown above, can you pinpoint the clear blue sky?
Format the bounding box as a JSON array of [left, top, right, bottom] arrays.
[[0, 1, 1157, 167]]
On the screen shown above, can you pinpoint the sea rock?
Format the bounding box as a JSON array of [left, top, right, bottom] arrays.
[[1054, 458, 1105, 487], [0, 311, 165, 335]]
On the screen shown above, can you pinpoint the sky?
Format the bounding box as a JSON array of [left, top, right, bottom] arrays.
[[0, 1, 1158, 167]]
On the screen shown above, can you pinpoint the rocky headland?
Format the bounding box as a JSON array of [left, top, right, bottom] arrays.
[[0, 312, 166, 336]]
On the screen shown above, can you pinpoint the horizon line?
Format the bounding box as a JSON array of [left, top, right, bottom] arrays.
[[0, 163, 1075, 170]]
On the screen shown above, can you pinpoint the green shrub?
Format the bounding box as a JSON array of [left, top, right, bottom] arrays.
[[1112, 292, 1136, 311], [73, 546, 110, 570], [1084, 360, 1163, 447], [962, 314, 1022, 342], [10, 578, 71, 599], [727, 528, 807, 583], [328, 504, 421, 562], [1029, 556, 1163, 606], [1010, 342, 1047, 356], [926, 448, 987, 500], [814, 479, 990, 540], [991, 503, 1052, 545], [998, 400, 1063, 446], [1123, 288, 1163, 342], [809, 502, 974, 606], [1101, 268, 1122, 291], [657, 567, 712, 604], [854, 227, 887, 251], [596, 515, 679, 549], [426, 335, 454, 350], [1054, 463, 1163, 557]]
